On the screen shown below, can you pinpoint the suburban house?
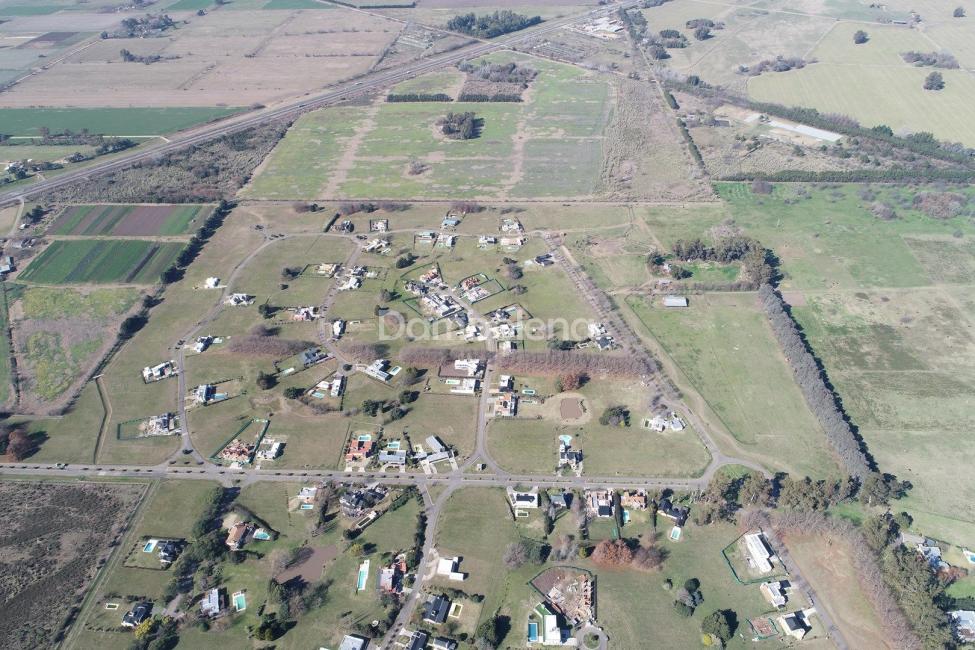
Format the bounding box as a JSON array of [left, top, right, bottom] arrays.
[[200, 588, 223, 618], [442, 215, 461, 229], [422, 594, 451, 625], [315, 374, 345, 398], [225, 522, 252, 551], [916, 539, 950, 571], [662, 295, 688, 308], [121, 601, 152, 628], [647, 412, 687, 432], [406, 631, 429, 650], [508, 487, 540, 509], [436, 556, 466, 582], [144, 413, 178, 436], [587, 490, 614, 518], [157, 540, 181, 565], [379, 557, 407, 594], [364, 238, 390, 253], [332, 319, 346, 339], [257, 440, 283, 461], [378, 447, 408, 467], [317, 263, 340, 277], [558, 440, 583, 471], [299, 347, 327, 368], [204, 276, 220, 288], [432, 637, 459, 650], [194, 384, 216, 405], [449, 377, 479, 395], [345, 436, 375, 462], [778, 611, 809, 640], [225, 293, 254, 306], [950, 610, 975, 643], [371, 219, 389, 232], [363, 359, 391, 382], [193, 336, 213, 353], [550, 492, 571, 509], [493, 393, 517, 417], [658, 498, 690, 526], [453, 358, 482, 377], [529, 603, 569, 646], [339, 634, 369, 650], [142, 360, 176, 383], [478, 235, 497, 246], [292, 306, 319, 321], [744, 531, 775, 574], [760, 581, 787, 609], [620, 490, 648, 511]]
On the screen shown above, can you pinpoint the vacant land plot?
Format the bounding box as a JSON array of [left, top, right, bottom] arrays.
[[18, 239, 184, 284], [783, 532, 892, 649], [0, 8, 402, 108], [626, 292, 838, 479], [10, 285, 140, 411], [749, 64, 975, 147], [0, 107, 242, 135], [246, 56, 613, 200], [50, 204, 210, 236], [0, 143, 98, 163], [0, 479, 147, 650], [792, 288, 975, 544]]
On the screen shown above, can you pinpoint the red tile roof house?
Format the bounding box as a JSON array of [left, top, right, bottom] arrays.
[[345, 438, 375, 462]]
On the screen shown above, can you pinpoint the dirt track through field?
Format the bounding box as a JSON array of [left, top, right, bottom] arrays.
[[321, 98, 382, 197]]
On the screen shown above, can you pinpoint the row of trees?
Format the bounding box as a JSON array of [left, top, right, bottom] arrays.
[[457, 60, 537, 85], [758, 284, 872, 479], [901, 51, 960, 69], [445, 10, 542, 38], [722, 166, 975, 183], [665, 78, 975, 165], [496, 350, 650, 378], [386, 93, 452, 102]]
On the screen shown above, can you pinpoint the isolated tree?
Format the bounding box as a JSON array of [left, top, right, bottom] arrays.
[[556, 371, 586, 391], [953, 6, 965, 17], [702, 609, 737, 643], [923, 71, 945, 90], [853, 30, 869, 44], [591, 539, 634, 567], [693, 25, 711, 40], [256, 371, 276, 390], [283, 387, 303, 400]]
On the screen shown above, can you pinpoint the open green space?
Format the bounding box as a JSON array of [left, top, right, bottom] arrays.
[[749, 63, 975, 146], [0, 107, 244, 137], [0, 144, 98, 163], [19, 239, 184, 284], [626, 292, 837, 479], [792, 287, 975, 545], [246, 56, 611, 200]]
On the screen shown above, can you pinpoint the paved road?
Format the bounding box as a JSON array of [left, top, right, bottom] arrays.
[[0, 1, 639, 208]]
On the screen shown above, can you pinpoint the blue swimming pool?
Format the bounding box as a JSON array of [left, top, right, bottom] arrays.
[[356, 560, 370, 591], [528, 622, 538, 642]]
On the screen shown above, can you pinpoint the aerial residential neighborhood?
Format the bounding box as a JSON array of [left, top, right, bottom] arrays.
[[1, 0, 974, 648]]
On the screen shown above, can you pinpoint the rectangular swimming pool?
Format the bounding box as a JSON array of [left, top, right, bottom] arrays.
[[528, 622, 538, 642], [232, 592, 246, 612], [356, 560, 370, 592]]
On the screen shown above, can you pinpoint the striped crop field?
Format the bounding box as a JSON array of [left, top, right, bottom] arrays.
[[18, 239, 184, 285]]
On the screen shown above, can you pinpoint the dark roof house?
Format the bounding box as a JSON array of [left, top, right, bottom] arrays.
[[121, 601, 152, 628], [422, 594, 450, 625]]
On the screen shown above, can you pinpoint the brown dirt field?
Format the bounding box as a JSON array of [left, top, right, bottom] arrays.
[[0, 480, 147, 650], [117, 206, 186, 236], [0, 9, 403, 108], [783, 533, 894, 650], [781, 291, 807, 307], [559, 396, 584, 420], [276, 544, 339, 583]]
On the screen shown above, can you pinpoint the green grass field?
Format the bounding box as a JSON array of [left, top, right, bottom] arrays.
[[748, 64, 975, 146], [50, 204, 209, 237], [0, 283, 15, 406], [19, 239, 184, 284], [0, 107, 244, 136], [626, 292, 839, 479], [0, 144, 98, 163], [245, 57, 610, 200]]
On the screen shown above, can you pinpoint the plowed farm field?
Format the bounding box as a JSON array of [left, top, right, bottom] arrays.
[[50, 204, 209, 236]]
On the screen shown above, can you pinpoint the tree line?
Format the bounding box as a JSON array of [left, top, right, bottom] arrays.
[[445, 10, 542, 38], [664, 78, 975, 166], [386, 93, 452, 102]]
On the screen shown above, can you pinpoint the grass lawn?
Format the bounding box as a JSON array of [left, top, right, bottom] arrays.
[[626, 292, 837, 478], [17, 382, 104, 462], [0, 107, 244, 136]]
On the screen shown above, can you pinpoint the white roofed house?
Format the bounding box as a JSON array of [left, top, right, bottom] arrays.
[[332, 319, 346, 339], [760, 581, 787, 609], [950, 610, 975, 643], [744, 532, 775, 574], [507, 486, 540, 509]]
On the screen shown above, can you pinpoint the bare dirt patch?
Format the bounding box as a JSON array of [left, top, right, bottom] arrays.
[[0, 480, 146, 650], [559, 396, 584, 420]]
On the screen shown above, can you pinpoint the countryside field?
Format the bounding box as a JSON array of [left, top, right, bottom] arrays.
[[49, 204, 211, 237], [18, 239, 184, 285], [0, 107, 242, 136], [245, 56, 613, 200]]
